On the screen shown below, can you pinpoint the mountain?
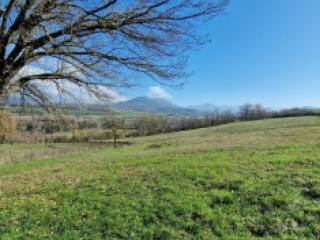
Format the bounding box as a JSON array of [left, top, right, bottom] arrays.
[[115, 97, 175, 111], [114, 97, 201, 117], [4, 94, 239, 117]]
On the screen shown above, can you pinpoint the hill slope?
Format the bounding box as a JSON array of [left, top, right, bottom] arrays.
[[114, 96, 201, 116], [0, 117, 319, 238]]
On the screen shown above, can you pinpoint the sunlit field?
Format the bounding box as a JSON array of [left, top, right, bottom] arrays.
[[0, 117, 319, 239]]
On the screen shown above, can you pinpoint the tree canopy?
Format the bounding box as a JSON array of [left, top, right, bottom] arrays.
[[0, 0, 228, 109]]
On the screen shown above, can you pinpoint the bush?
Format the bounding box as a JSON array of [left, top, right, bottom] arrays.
[[0, 111, 17, 143]]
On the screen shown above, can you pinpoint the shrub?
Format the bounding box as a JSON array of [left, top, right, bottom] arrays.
[[0, 111, 17, 143]]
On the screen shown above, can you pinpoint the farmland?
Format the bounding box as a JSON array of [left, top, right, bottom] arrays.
[[0, 117, 319, 239]]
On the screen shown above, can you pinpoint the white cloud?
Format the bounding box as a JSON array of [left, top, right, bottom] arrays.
[[147, 86, 171, 99], [12, 64, 126, 104], [97, 87, 127, 103]]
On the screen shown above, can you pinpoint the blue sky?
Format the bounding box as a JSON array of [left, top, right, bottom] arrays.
[[124, 0, 320, 109]]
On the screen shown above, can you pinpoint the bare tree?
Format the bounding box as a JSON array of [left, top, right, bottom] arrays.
[[253, 104, 267, 120], [0, 0, 228, 110], [239, 104, 253, 121], [103, 115, 125, 148], [239, 103, 268, 121]]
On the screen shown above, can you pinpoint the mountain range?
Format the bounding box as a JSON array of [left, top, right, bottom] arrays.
[[114, 97, 201, 116], [114, 97, 238, 117], [4, 94, 238, 117]]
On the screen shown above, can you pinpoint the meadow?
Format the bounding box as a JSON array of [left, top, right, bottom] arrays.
[[0, 143, 109, 164], [0, 116, 319, 239]]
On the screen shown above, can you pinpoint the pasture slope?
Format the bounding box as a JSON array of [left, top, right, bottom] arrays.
[[0, 117, 319, 239]]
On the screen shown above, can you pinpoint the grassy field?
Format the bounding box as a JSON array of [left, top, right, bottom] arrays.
[[0, 117, 319, 239], [0, 143, 109, 164]]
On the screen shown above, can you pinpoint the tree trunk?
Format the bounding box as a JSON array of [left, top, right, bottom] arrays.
[[112, 128, 117, 148], [113, 134, 117, 148]]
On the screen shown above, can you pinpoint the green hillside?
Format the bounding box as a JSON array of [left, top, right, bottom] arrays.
[[0, 117, 319, 239]]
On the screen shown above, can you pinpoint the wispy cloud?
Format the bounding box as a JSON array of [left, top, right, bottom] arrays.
[[147, 86, 171, 99]]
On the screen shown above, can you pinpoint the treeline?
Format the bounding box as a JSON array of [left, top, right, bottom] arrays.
[[1, 105, 320, 144], [130, 112, 237, 136], [239, 104, 320, 120], [131, 105, 320, 136]]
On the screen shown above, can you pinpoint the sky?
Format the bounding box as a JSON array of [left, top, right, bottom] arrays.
[[124, 0, 320, 109]]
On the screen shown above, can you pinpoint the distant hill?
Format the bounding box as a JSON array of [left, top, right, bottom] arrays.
[[3, 95, 239, 117], [114, 97, 201, 117]]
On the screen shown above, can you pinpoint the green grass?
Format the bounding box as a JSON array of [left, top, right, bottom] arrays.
[[0, 143, 109, 164], [0, 117, 319, 239]]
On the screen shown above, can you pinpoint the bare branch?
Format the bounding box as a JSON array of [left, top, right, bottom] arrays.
[[0, 0, 229, 110]]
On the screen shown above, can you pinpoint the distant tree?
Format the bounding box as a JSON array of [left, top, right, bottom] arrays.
[[253, 104, 267, 120], [239, 104, 269, 120], [239, 104, 253, 120], [103, 114, 125, 148], [0, 111, 16, 143], [135, 114, 164, 136], [0, 0, 228, 110], [220, 110, 236, 123], [25, 122, 34, 132], [40, 117, 61, 134]]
